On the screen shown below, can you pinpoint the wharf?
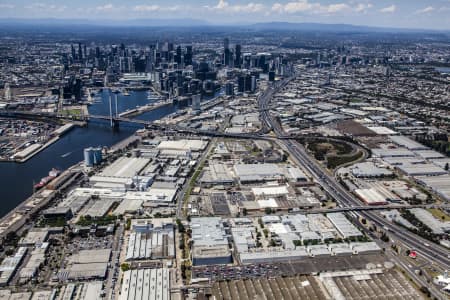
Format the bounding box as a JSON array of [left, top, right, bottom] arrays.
[[118, 100, 172, 118], [12, 123, 75, 163]]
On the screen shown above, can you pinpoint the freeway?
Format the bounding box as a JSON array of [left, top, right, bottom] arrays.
[[258, 78, 450, 271]]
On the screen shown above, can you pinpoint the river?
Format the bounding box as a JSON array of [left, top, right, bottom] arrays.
[[0, 90, 181, 217]]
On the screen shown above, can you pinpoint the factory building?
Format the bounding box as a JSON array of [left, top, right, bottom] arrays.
[[119, 268, 170, 300], [191, 217, 232, 266], [125, 219, 175, 261]]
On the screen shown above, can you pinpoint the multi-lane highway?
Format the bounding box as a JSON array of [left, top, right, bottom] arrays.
[[258, 77, 450, 272]]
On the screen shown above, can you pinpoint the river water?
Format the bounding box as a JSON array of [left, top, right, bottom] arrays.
[[0, 90, 180, 217]]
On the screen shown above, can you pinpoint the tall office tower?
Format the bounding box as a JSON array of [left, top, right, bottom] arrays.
[[78, 43, 83, 60], [4, 83, 11, 101], [235, 44, 241, 68], [175, 46, 182, 64], [83, 44, 87, 60], [225, 81, 234, 96], [224, 38, 231, 67], [184, 45, 193, 66], [71, 44, 76, 60], [95, 47, 100, 59]]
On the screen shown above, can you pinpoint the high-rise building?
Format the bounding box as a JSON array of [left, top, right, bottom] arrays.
[[192, 94, 201, 111], [235, 44, 241, 68], [225, 82, 234, 96], [185, 45, 193, 66], [224, 38, 231, 67]]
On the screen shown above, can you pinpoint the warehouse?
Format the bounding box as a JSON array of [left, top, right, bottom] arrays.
[[329, 243, 354, 256], [252, 185, 289, 198], [200, 163, 234, 186], [234, 163, 283, 183], [79, 281, 104, 300], [239, 249, 309, 264], [157, 139, 208, 151], [191, 217, 232, 266], [326, 213, 362, 239], [285, 167, 309, 182], [350, 162, 393, 178], [119, 268, 170, 300], [18, 228, 49, 246], [409, 208, 450, 234], [127, 187, 178, 207], [389, 135, 428, 150], [372, 148, 415, 158], [415, 175, 450, 201], [366, 126, 397, 135], [64, 262, 108, 281], [113, 199, 143, 215], [354, 188, 388, 205], [125, 219, 175, 260], [349, 242, 381, 254], [396, 163, 447, 176], [80, 198, 117, 218], [69, 249, 111, 264], [415, 150, 446, 160], [0, 247, 27, 286], [18, 244, 48, 281], [100, 157, 150, 178], [307, 245, 331, 258]]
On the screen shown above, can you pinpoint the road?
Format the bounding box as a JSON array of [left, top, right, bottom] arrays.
[[258, 77, 450, 299], [105, 223, 124, 300]]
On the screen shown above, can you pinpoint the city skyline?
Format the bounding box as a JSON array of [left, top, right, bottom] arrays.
[[0, 0, 450, 30]]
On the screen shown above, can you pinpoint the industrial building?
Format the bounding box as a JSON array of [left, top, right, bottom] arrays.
[[354, 188, 389, 205], [125, 219, 175, 260], [157, 139, 208, 152], [59, 249, 111, 281], [18, 228, 49, 247], [415, 175, 450, 201], [0, 247, 27, 286], [326, 213, 363, 239], [233, 163, 284, 183], [191, 217, 232, 266], [350, 162, 393, 178], [200, 163, 234, 186], [119, 268, 170, 300], [389, 135, 429, 150], [99, 157, 150, 178], [409, 208, 450, 234]]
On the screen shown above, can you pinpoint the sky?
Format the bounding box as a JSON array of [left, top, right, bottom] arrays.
[[0, 0, 449, 30]]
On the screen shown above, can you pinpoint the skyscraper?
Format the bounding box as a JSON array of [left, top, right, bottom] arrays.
[[224, 38, 231, 67], [235, 44, 241, 68]]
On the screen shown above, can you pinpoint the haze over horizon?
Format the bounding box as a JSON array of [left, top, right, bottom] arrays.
[[0, 0, 449, 30]]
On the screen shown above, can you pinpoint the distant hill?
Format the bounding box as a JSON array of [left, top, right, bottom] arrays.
[[248, 22, 437, 33], [0, 18, 210, 27], [0, 19, 444, 33]]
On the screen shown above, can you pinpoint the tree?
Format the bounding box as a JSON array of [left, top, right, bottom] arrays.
[[242, 208, 248, 216], [120, 263, 130, 272], [264, 207, 273, 215], [445, 163, 449, 171]]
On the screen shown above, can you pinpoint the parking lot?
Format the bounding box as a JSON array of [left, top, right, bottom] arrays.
[[192, 254, 387, 281]]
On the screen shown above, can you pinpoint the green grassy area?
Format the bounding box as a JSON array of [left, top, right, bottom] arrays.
[[327, 151, 363, 169], [427, 208, 450, 222], [307, 139, 353, 161], [61, 108, 83, 116]]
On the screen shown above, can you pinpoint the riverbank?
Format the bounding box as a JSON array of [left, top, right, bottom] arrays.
[[11, 123, 76, 163]]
